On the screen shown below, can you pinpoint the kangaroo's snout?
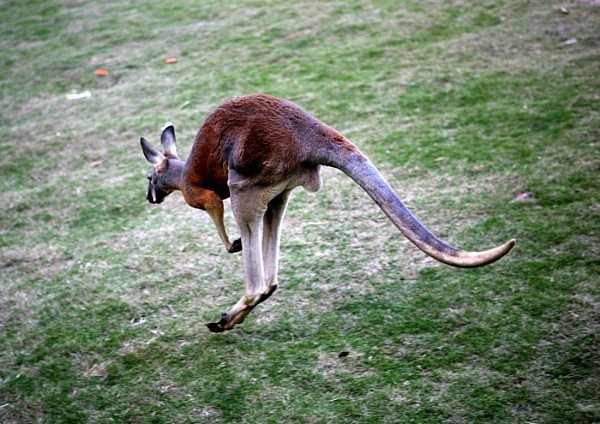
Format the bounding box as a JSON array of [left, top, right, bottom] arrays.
[[146, 185, 167, 204]]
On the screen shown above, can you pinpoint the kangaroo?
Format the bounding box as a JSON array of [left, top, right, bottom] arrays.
[[140, 94, 515, 332]]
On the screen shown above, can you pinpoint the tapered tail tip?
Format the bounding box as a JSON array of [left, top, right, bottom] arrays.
[[497, 238, 516, 260], [503, 239, 516, 256], [500, 238, 517, 259], [452, 238, 516, 268]]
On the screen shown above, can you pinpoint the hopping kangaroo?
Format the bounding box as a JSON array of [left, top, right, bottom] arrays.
[[140, 94, 515, 332]]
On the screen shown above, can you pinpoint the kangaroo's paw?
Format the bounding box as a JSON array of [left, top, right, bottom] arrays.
[[206, 321, 226, 333], [206, 305, 253, 333], [228, 238, 242, 253], [206, 314, 228, 332], [206, 312, 240, 332]]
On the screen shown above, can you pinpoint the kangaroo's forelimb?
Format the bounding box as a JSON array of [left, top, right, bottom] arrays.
[[203, 191, 242, 253]]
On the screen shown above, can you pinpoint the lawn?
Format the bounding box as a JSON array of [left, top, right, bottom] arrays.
[[1, 0, 598, 422]]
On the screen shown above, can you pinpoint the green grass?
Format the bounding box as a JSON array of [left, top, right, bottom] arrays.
[[1, 0, 599, 422]]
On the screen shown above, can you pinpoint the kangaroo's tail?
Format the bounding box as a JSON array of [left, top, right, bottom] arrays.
[[322, 140, 515, 268]]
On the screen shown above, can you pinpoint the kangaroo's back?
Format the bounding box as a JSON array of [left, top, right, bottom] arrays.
[[185, 94, 360, 193]]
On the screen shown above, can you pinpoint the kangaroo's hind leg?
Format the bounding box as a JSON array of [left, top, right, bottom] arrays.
[[257, 189, 293, 306], [206, 173, 288, 332]]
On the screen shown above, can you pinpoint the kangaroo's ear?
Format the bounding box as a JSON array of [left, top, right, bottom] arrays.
[[160, 124, 177, 157], [141, 137, 164, 165]]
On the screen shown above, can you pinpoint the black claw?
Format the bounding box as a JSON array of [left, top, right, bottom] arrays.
[[206, 322, 225, 333], [230, 238, 242, 253], [207, 314, 232, 333]]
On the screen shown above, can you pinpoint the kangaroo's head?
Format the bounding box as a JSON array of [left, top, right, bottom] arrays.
[[140, 125, 183, 204]]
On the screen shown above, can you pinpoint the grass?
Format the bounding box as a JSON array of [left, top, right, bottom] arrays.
[[1, 0, 599, 422]]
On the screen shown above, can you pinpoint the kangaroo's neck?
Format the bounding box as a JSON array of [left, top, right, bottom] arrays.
[[164, 157, 186, 192], [183, 130, 231, 199]]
